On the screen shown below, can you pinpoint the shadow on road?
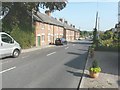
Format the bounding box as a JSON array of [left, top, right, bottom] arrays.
[[95, 51, 118, 76], [67, 52, 82, 56], [1, 56, 13, 60], [67, 70, 82, 77], [66, 70, 90, 78], [77, 49, 88, 51], [65, 52, 88, 70], [69, 41, 92, 45]]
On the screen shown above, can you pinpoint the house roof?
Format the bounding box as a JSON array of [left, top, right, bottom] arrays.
[[33, 11, 64, 27], [33, 10, 79, 32], [33, 14, 43, 22], [63, 23, 79, 31]]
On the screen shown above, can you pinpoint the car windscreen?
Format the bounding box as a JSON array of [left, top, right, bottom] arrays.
[[61, 38, 66, 42], [56, 38, 60, 40]]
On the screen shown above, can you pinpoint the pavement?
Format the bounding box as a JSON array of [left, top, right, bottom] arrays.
[[80, 50, 119, 88], [21, 40, 77, 53], [22, 45, 55, 53]]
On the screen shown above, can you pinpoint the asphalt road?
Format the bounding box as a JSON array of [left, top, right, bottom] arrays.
[[1, 40, 91, 88]]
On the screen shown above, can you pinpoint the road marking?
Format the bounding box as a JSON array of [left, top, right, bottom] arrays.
[[0, 67, 16, 74], [65, 47, 69, 49], [47, 52, 56, 56]]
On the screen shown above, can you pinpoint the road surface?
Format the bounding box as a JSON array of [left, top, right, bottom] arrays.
[[1, 40, 91, 88]]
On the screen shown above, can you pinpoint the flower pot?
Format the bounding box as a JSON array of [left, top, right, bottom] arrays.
[[89, 71, 99, 78]]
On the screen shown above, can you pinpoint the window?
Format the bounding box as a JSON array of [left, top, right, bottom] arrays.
[[42, 35, 45, 41], [48, 25, 50, 31], [48, 34, 51, 41], [60, 35, 63, 38], [2, 34, 14, 44], [41, 23, 45, 30]]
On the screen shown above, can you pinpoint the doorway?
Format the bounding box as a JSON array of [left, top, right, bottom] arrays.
[[37, 36, 40, 46]]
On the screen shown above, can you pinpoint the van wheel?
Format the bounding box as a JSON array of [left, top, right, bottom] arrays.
[[13, 49, 20, 58]]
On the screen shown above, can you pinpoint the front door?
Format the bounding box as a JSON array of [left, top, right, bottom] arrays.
[[37, 36, 40, 46]]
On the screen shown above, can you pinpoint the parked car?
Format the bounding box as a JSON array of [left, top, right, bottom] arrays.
[[0, 32, 21, 58], [55, 38, 67, 45]]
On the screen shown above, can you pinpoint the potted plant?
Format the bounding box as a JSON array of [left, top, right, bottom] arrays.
[[89, 59, 101, 78]]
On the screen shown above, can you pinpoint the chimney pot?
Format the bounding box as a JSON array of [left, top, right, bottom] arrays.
[[45, 10, 51, 16], [64, 21, 68, 24], [59, 18, 63, 22], [73, 25, 75, 28]]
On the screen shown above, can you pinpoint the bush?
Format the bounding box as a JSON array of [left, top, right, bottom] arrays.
[[10, 25, 35, 49], [97, 38, 119, 51], [98, 30, 119, 50], [91, 44, 96, 48]]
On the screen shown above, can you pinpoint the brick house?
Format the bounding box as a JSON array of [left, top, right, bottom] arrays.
[[33, 10, 80, 47], [59, 18, 80, 41], [33, 10, 64, 47]]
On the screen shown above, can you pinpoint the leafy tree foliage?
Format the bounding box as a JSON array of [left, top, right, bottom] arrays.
[[2, 2, 67, 48], [39, 2, 67, 12], [98, 29, 119, 50], [99, 30, 114, 40], [80, 31, 92, 37]]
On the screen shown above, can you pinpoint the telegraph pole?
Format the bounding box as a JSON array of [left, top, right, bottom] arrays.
[[93, 11, 99, 48], [98, 17, 100, 39]]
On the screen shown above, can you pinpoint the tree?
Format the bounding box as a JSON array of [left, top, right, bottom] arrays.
[[2, 2, 67, 29], [39, 2, 67, 12], [104, 30, 113, 40], [2, 2, 67, 48], [2, 2, 67, 15], [89, 32, 93, 36]]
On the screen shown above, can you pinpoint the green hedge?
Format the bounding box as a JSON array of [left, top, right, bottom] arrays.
[[10, 25, 35, 49], [93, 37, 119, 52], [95, 46, 119, 52]]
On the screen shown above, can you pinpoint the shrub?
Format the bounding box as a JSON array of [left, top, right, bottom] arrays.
[[89, 67, 101, 73], [89, 60, 101, 73], [91, 44, 96, 48], [97, 30, 119, 50], [92, 60, 98, 68], [10, 25, 35, 49]]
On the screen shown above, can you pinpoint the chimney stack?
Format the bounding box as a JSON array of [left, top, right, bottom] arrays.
[[73, 25, 75, 28], [45, 10, 51, 16], [59, 18, 63, 22], [64, 20, 68, 24], [70, 24, 73, 27]]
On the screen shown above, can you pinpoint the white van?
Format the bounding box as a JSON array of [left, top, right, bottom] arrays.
[[0, 32, 21, 58]]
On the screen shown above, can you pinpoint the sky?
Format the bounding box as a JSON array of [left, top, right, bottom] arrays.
[[40, 2, 118, 31]]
